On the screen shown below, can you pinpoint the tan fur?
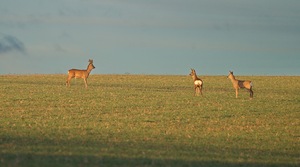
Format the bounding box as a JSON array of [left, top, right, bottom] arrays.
[[227, 71, 253, 99], [66, 59, 95, 88], [189, 68, 203, 96]]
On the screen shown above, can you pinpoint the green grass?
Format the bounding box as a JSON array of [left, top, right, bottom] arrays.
[[0, 74, 299, 167]]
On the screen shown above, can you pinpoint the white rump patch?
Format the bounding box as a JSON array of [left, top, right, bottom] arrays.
[[250, 82, 253, 87], [194, 80, 202, 86]]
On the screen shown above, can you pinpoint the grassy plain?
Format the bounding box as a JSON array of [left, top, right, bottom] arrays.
[[0, 74, 299, 167]]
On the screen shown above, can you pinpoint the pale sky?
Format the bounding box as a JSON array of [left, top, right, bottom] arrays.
[[1, 0, 299, 75]]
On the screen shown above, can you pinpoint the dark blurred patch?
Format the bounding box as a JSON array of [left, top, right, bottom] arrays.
[[0, 34, 26, 55]]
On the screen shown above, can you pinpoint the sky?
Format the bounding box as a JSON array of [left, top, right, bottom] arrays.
[[0, 0, 300, 76]]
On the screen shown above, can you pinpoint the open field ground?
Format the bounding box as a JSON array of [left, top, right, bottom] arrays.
[[0, 74, 299, 166]]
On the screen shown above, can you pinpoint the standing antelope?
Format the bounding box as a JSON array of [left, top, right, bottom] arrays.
[[66, 59, 95, 88], [227, 71, 253, 99], [189, 68, 203, 96]]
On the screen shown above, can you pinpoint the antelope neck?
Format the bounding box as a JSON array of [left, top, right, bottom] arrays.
[[192, 75, 200, 81], [229, 76, 238, 84]]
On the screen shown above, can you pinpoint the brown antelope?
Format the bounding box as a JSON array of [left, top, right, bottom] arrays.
[[66, 59, 95, 88], [227, 71, 253, 99], [189, 68, 203, 96]]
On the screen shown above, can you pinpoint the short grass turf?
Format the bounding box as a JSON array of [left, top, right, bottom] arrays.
[[0, 74, 299, 166]]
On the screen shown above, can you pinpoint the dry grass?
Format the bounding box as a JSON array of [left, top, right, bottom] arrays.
[[0, 74, 299, 166]]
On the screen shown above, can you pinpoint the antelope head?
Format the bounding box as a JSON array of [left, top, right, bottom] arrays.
[[227, 71, 234, 79], [88, 59, 96, 69], [189, 68, 196, 76]]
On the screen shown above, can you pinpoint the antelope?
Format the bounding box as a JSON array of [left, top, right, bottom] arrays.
[[227, 71, 253, 99], [189, 68, 203, 96], [66, 59, 95, 88]]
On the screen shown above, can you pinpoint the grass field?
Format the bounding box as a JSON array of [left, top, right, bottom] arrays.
[[0, 74, 299, 167]]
